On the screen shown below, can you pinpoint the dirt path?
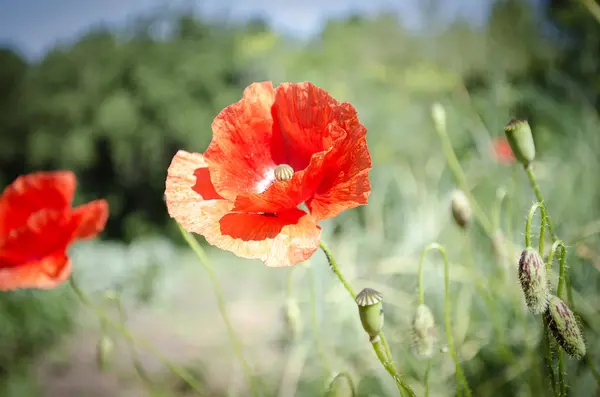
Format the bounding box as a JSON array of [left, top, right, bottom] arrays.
[[35, 251, 292, 397]]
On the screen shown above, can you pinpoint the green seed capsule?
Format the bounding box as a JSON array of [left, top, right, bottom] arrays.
[[355, 288, 384, 340], [504, 118, 535, 167], [274, 164, 294, 181], [545, 295, 586, 359], [411, 304, 437, 358], [518, 247, 549, 314]]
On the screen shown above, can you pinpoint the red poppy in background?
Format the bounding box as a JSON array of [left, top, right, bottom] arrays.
[[0, 171, 109, 291], [165, 81, 372, 267], [491, 136, 515, 165]]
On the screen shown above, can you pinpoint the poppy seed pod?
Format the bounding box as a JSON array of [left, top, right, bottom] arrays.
[[355, 288, 384, 340], [274, 164, 294, 181], [283, 298, 302, 340], [518, 247, 549, 314], [504, 118, 535, 167], [324, 373, 354, 397], [411, 304, 437, 358], [95, 335, 114, 372], [545, 295, 586, 359], [450, 189, 472, 229]]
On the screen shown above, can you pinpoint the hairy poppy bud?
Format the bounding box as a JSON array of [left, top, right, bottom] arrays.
[[411, 304, 437, 358], [431, 103, 447, 133], [545, 295, 586, 359], [95, 335, 114, 372], [283, 298, 302, 340], [324, 373, 354, 397], [518, 247, 549, 314], [450, 189, 472, 229], [355, 288, 384, 340], [504, 118, 535, 167]]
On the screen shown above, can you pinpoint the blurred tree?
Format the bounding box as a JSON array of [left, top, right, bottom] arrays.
[[17, 14, 249, 241], [0, 48, 30, 187]]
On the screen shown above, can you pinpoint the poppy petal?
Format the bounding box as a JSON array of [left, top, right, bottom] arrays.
[[165, 151, 320, 267], [204, 82, 287, 200], [307, 125, 372, 220], [0, 209, 80, 266], [0, 171, 77, 236], [274, 82, 360, 171], [0, 252, 71, 291], [206, 208, 321, 267], [165, 150, 233, 234], [72, 199, 109, 239]]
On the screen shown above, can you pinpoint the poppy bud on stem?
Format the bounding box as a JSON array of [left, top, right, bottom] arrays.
[[411, 304, 437, 359], [504, 118, 535, 167], [545, 295, 586, 360], [319, 241, 416, 397]]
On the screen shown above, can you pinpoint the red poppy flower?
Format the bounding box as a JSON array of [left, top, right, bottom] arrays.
[[0, 171, 109, 291], [491, 136, 515, 165], [165, 81, 372, 267]]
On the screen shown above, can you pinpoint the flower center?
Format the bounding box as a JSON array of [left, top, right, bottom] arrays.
[[274, 164, 294, 181]]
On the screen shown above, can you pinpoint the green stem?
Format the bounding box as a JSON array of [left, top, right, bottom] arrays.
[[69, 277, 208, 396], [424, 358, 432, 397], [432, 112, 495, 239], [465, 232, 514, 363], [112, 294, 156, 392], [525, 202, 546, 250], [372, 336, 414, 397], [525, 166, 557, 241], [177, 225, 259, 397], [492, 188, 507, 233], [546, 240, 567, 299], [543, 316, 559, 397], [417, 243, 472, 397], [309, 263, 332, 374], [319, 241, 414, 397]]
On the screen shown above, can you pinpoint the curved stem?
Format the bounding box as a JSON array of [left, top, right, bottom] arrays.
[[546, 240, 567, 298], [177, 225, 259, 397], [417, 243, 472, 397], [525, 202, 546, 250], [325, 372, 356, 397], [69, 277, 208, 396], [319, 240, 414, 397], [432, 113, 495, 239]]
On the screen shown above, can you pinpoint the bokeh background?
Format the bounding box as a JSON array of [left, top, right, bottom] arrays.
[[1, 0, 600, 396]]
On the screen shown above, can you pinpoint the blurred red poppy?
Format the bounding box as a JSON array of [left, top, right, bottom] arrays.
[[491, 136, 515, 165], [0, 171, 109, 291], [165, 81, 372, 267]]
